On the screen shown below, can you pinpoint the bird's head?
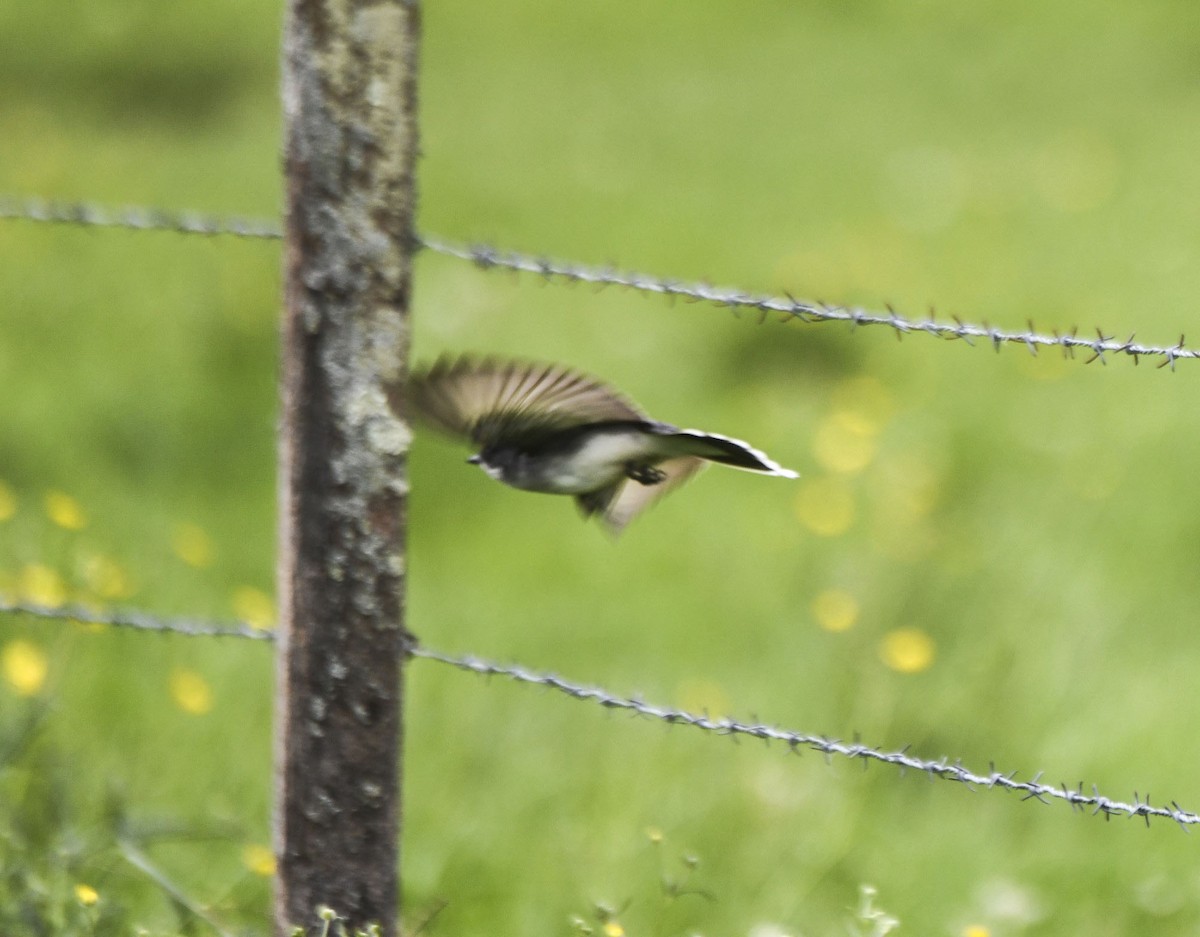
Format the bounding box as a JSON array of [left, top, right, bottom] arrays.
[[467, 446, 514, 482]]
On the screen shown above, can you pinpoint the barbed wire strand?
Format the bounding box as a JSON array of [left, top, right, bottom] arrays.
[[413, 648, 1199, 830], [1, 597, 1194, 829], [2, 195, 1195, 369], [417, 237, 1195, 370], [0, 598, 273, 641], [0, 195, 284, 240]]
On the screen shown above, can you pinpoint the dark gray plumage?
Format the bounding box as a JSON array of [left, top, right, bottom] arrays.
[[408, 355, 798, 532]]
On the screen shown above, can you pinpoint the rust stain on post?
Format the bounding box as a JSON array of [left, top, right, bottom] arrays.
[[275, 0, 420, 934]]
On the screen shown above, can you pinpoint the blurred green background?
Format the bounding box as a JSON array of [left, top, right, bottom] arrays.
[[3, 0, 1200, 934]]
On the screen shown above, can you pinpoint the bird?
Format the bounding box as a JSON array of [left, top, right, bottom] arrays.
[[407, 354, 798, 532]]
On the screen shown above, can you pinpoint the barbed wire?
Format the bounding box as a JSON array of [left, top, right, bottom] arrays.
[[1, 596, 1194, 829], [0, 598, 273, 641], [2, 194, 1195, 369], [417, 237, 1196, 369], [414, 648, 1200, 830], [0, 195, 284, 240]]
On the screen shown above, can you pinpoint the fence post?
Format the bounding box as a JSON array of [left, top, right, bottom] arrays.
[[275, 0, 420, 934]]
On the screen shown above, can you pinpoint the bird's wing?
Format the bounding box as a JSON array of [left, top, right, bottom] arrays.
[[577, 456, 706, 534], [408, 355, 647, 447]]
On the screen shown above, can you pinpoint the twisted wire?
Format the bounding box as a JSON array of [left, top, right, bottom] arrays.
[[2, 195, 1194, 368], [2, 596, 1192, 828]]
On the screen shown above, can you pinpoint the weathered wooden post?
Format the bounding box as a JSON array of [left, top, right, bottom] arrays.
[[275, 0, 420, 933]]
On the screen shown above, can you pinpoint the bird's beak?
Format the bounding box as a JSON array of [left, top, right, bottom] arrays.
[[466, 454, 482, 465]]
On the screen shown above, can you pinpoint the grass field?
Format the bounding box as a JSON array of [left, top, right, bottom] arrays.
[[3, 1, 1200, 934]]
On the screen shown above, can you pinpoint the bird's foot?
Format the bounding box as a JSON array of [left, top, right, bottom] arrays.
[[626, 462, 667, 486]]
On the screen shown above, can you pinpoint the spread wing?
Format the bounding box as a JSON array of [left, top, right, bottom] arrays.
[[408, 355, 647, 447]]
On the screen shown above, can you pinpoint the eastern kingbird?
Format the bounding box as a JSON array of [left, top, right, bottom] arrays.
[[408, 355, 798, 532]]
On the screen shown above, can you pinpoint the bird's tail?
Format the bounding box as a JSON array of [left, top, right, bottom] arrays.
[[663, 430, 798, 477]]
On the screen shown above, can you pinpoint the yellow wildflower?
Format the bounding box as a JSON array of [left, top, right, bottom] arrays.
[[74, 883, 99, 906], [2, 640, 48, 696], [19, 564, 67, 608], [83, 554, 135, 600], [170, 668, 214, 715], [172, 523, 215, 568], [812, 410, 879, 474], [812, 590, 859, 633], [794, 477, 855, 536], [242, 843, 277, 877], [880, 628, 936, 674], [44, 491, 87, 531], [232, 586, 275, 631]]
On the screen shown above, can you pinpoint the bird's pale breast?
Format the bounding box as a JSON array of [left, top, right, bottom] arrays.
[[509, 428, 664, 494]]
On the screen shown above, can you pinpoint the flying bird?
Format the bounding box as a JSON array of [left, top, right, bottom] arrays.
[[408, 355, 798, 532]]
